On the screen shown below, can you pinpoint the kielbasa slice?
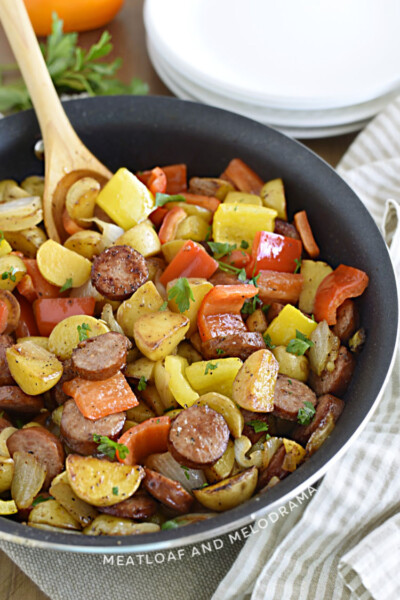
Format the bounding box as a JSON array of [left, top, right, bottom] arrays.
[[209, 271, 239, 286], [6, 426, 64, 489], [60, 399, 126, 455], [274, 219, 301, 240], [332, 299, 359, 343], [168, 404, 230, 469], [143, 468, 193, 514], [50, 359, 76, 406], [241, 409, 272, 444], [292, 394, 345, 445], [98, 491, 157, 519], [273, 374, 317, 421], [71, 331, 131, 381], [201, 332, 266, 361], [91, 245, 148, 300], [265, 302, 285, 323], [257, 445, 288, 491], [0, 386, 44, 415], [0, 335, 14, 386], [308, 346, 355, 397], [0, 415, 12, 432]]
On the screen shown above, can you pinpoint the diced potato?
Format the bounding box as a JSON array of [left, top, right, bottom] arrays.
[[126, 400, 155, 423], [260, 178, 287, 220], [0, 427, 17, 457], [0, 254, 26, 291], [65, 177, 100, 227], [175, 215, 210, 241], [161, 239, 187, 263], [3, 227, 47, 258], [0, 289, 20, 334], [265, 304, 317, 347], [37, 239, 91, 288], [196, 392, 244, 438], [117, 281, 164, 336], [167, 202, 212, 223], [96, 168, 154, 230], [115, 220, 161, 257], [66, 454, 145, 507], [28, 498, 81, 530], [145, 257, 167, 282], [154, 360, 178, 409], [6, 341, 63, 395], [48, 315, 109, 360], [176, 341, 202, 364], [64, 230, 103, 259], [140, 384, 165, 416], [165, 355, 199, 407], [21, 175, 44, 198], [204, 439, 235, 483], [167, 277, 213, 336], [133, 311, 189, 361], [298, 260, 333, 314], [83, 515, 160, 536], [193, 466, 258, 511], [272, 346, 309, 382], [185, 357, 243, 398], [51, 405, 64, 427], [188, 177, 234, 200], [11, 451, 46, 509], [232, 349, 279, 412], [0, 237, 12, 257], [122, 419, 139, 432], [224, 191, 262, 205], [17, 336, 49, 350], [0, 499, 18, 515], [49, 471, 98, 527], [125, 357, 156, 382], [246, 308, 268, 333], [0, 456, 14, 493], [212, 203, 277, 247]]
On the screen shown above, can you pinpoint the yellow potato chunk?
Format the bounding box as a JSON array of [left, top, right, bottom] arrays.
[[28, 498, 81, 530], [117, 281, 164, 336], [17, 336, 49, 350], [232, 349, 279, 412], [64, 230, 103, 260], [133, 311, 189, 361], [66, 454, 145, 507], [0, 255, 26, 291], [48, 315, 109, 360], [6, 341, 63, 395], [204, 439, 235, 483], [37, 239, 91, 288], [3, 227, 47, 258], [272, 346, 309, 382], [115, 220, 161, 257], [193, 466, 258, 511], [125, 357, 156, 382], [260, 178, 287, 220], [83, 515, 160, 536]]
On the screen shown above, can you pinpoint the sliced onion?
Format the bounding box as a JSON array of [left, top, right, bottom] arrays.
[[235, 435, 284, 470], [145, 452, 206, 492], [0, 196, 43, 231], [101, 303, 125, 335], [70, 278, 103, 301], [11, 450, 46, 509], [308, 320, 340, 376], [306, 412, 335, 457], [81, 217, 124, 250]]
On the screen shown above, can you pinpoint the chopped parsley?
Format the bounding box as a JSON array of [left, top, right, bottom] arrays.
[[294, 258, 302, 274], [180, 465, 190, 480], [77, 322, 91, 342], [159, 301, 168, 311], [1, 267, 16, 282], [204, 225, 212, 242], [155, 193, 186, 207], [112, 486, 119, 496], [216, 348, 225, 356], [137, 376, 147, 391], [240, 240, 249, 249], [297, 401, 316, 425], [262, 304, 271, 315], [161, 519, 180, 530], [92, 434, 129, 460], [167, 277, 195, 313], [204, 362, 218, 375], [263, 333, 276, 349], [246, 420, 269, 433], [32, 495, 54, 507], [286, 330, 314, 356], [208, 241, 236, 259], [59, 277, 73, 293]]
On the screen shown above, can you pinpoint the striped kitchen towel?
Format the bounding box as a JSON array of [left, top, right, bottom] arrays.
[[212, 96, 400, 600]]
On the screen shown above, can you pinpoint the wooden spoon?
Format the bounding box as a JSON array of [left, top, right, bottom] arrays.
[[0, 0, 112, 243]]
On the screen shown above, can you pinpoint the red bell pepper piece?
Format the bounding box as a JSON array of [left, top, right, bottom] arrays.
[[197, 284, 258, 341], [62, 208, 85, 236], [149, 207, 168, 228], [246, 231, 302, 277], [33, 297, 96, 337], [158, 206, 187, 245], [15, 293, 39, 337], [294, 210, 320, 259], [147, 166, 167, 195], [257, 270, 304, 305], [314, 264, 369, 325], [22, 259, 60, 299], [220, 158, 264, 195], [137, 164, 187, 195], [0, 300, 8, 335], [181, 193, 220, 213], [160, 240, 219, 286], [220, 249, 251, 270]]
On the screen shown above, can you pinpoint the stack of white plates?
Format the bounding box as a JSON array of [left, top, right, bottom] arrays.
[[144, 0, 400, 138]]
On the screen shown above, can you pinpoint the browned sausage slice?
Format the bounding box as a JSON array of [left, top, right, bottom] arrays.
[[201, 332, 266, 361], [71, 331, 131, 381], [98, 491, 157, 519], [273, 374, 317, 421], [50, 359, 76, 407], [91, 245, 148, 300], [143, 468, 193, 514], [332, 299, 359, 343], [308, 346, 355, 397], [257, 445, 288, 491], [265, 302, 285, 323], [274, 219, 301, 240], [60, 399, 126, 455], [0, 386, 44, 415], [209, 271, 239, 286], [0, 335, 14, 386], [0, 415, 12, 432], [241, 409, 273, 444], [6, 427, 65, 489], [292, 394, 345, 445], [168, 404, 230, 469]]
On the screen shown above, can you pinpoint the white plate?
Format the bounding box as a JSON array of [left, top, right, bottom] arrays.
[[148, 36, 396, 128], [147, 42, 370, 139], [144, 0, 400, 110]]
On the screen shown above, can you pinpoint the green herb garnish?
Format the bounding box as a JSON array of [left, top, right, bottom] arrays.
[[216, 348, 225, 356], [263, 333, 276, 349], [161, 519, 180, 530], [1, 267, 16, 282], [294, 258, 302, 274], [204, 362, 218, 375], [159, 301, 168, 312], [112, 486, 119, 496], [77, 322, 91, 342], [32, 495, 54, 507], [286, 330, 314, 356], [208, 241, 236, 259], [180, 465, 190, 480], [240, 240, 249, 249], [155, 193, 186, 207], [167, 277, 195, 312], [92, 434, 129, 460], [246, 420, 269, 433], [59, 277, 73, 293], [297, 401, 316, 425], [137, 376, 147, 391]]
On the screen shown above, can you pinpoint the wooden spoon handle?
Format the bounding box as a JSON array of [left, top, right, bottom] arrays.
[[0, 0, 78, 153]]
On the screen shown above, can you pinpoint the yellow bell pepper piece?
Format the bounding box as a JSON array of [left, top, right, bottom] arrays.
[[265, 304, 317, 347], [175, 215, 210, 241], [167, 277, 213, 336], [96, 168, 154, 230], [224, 191, 262, 205], [0, 499, 17, 515], [165, 355, 199, 408], [260, 178, 287, 220], [185, 357, 243, 398], [0, 237, 12, 257], [212, 203, 277, 247]]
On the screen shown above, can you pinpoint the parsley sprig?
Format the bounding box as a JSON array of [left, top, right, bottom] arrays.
[[77, 322, 91, 342], [137, 376, 147, 391], [208, 241, 236, 259], [263, 333, 276, 349], [1, 267, 16, 282], [286, 330, 314, 356], [92, 434, 129, 460], [32, 495, 54, 507], [204, 362, 218, 375], [59, 277, 73, 293], [167, 277, 195, 313], [297, 401, 316, 425], [246, 420, 269, 433]]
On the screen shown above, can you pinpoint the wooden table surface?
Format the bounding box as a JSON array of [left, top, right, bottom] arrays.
[[0, 1, 360, 598]]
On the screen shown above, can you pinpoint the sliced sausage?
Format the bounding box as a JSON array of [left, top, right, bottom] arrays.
[[189, 332, 205, 356], [209, 271, 239, 286], [292, 394, 345, 445], [6, 426, 65, 489], [257, 445, 288, 491], [60, 399, 125, 455], [332, 299, 359, 343], [308, 346, 355, 397], [49, 359, 76, 406], [0, 415, 12, 432], [0, 386, 44, 415], [201, 332, 266, 361], [168, 404, 230, 469], [91, 245, 148, 301], [143, 468, 194, 514], [273, 374, 317, 421], [98, 491, 157, 519], [274, 219, 301, 240], [71, 331, 131, 381], [0, 335, 14, 386], [265, 302, 285, 323], [241, 409, 273, 444]]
